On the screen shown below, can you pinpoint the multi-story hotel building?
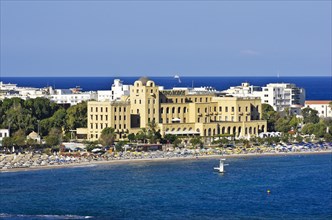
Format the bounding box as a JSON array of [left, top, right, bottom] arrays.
[[222, 82, 305, 112], [86, 77, 267, 141], [304, 100, 332, 118]]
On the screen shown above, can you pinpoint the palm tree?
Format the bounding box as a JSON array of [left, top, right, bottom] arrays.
[[147, 120, 159, 144]]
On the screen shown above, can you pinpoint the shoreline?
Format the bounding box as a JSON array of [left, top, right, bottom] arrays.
[[1, 150, 331, 173]]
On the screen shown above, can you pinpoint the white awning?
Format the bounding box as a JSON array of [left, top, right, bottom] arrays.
[[171, 118, 181, 121], [165, 131, 200, 135]]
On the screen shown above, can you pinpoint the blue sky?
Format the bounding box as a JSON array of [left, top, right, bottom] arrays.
[[0, 1, 331, 77]]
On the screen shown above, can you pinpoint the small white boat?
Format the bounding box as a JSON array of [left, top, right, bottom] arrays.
[[174, 74, 181, 83], [214, 158, 228, 173]]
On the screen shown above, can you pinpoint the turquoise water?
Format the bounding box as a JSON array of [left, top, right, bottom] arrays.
[[0, 154, 331, 219]]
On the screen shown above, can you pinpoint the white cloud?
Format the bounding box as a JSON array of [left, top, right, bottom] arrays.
[[240, 49, 260, 56]]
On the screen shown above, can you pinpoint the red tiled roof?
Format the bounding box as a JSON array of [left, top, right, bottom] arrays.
[[305, 100, 332, 105]]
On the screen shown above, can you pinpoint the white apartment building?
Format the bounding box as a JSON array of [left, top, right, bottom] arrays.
[[97, 79, 130, 101], [222, 82, 305, 112], [260, 83, 305, 112], [0, 129, 10, 146], [222, 82, 261, 97], [0, 81, 50, 100], [0, 81, 17, 90], [49, 88, 97, 106], [304, 100, 332, 118]]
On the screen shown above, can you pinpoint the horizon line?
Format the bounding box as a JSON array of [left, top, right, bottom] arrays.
[[1, 74, 332, 78]]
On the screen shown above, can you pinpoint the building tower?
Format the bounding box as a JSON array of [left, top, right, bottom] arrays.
[[129, 77, 160, 128]]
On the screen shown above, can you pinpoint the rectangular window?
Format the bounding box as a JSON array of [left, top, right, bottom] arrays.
[[119, 124, 121, 129], [225, 107, 228, 112], [95, 123, 98, 129], [124, 107, 126, 112], [219, 106, 222, 112], [100, 115, 103, 120], [96, 107, 98, 112], [95, 115, 98, 120], [124, 116, 126, 120], [91, 107, 93, 112], [106, 115, 108, 120], [114, 116, 117, 120], [106, 107, 108, 112], [239, 107, 241, 112], [232, 107, 234, 112], [90, 115, 93, 120], [90, 123, 93, 129], [114, 107, 117, 112], [114, 124, 117, 129], [124, 124, 126, 129], [101, 107, 103, 112], [101, 124, 103, 129], [119, 116, 121, 120]]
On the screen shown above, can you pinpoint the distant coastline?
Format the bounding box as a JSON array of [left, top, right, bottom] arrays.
[[1, 76, 332, 100]]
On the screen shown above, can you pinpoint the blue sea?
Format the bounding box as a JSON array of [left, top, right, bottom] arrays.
[[0, 154, 331, 219], [1, 76, 331, 100]]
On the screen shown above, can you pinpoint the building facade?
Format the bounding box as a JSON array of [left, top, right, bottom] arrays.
[[304, 100, 332, 118], [86, 77, 267, 141], [0, 129, 10, 146], [222, 82, 305, 112], [97, 79, 130, 102]]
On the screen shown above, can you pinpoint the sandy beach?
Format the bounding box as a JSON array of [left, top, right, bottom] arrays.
[[1, 150, 331, 173]]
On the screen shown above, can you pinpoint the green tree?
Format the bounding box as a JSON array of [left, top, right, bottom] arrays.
[[99, 127, 116, 146], [275, 118, 291, 133], [66, 102, 87, 130], [24, 97, 59, 120], [137, 128, 148, 143], [1, 137, 13, 148], [128, 133, 136, 143], [190, 136, 203, 148], [45, 128, 62, 147], [3, 102, 34, 133], [146, 120, 160, 144], [12, 129, 26, 146], [261, 104, 279, 131], [302, 107, 319, 124], [301, 123, 327, 138]]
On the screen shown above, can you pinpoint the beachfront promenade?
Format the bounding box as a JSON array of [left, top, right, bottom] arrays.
[[1, 142, 331, 172]]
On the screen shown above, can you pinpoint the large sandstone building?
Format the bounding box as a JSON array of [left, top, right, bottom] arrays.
[[86, 77, 267, 141]]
